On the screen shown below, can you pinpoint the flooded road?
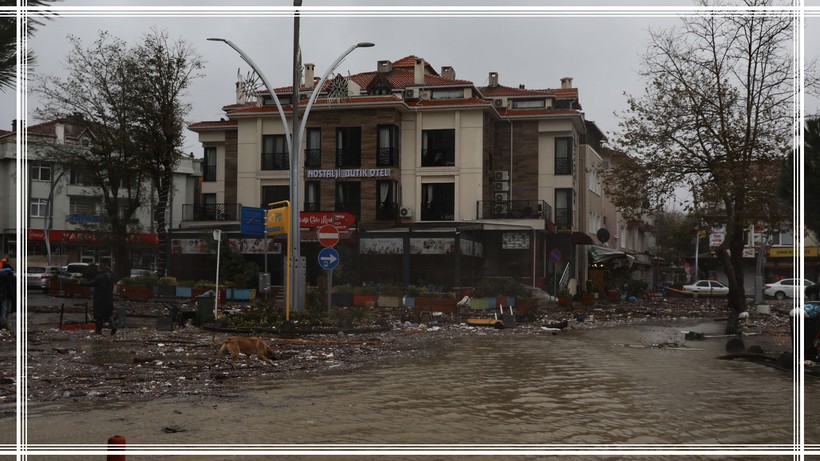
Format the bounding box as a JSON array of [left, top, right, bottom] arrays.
[[10, 320, 820, 459]]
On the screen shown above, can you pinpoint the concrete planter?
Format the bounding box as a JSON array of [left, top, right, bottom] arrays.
[[377, 295, 402, 308], [415, 297, 457, 313], [62, 282, 91, 298], [353, 294, 377, 308], [119, 284, 153, 300], [469, 297, 494, 310], [156, 285, 177, 298], [331, 293, 353, 307]]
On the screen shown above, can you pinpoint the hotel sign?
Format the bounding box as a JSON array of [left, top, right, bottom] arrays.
[[307, 168, 391, 179]]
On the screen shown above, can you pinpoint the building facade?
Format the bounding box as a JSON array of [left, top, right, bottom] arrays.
[[189, 55, 624, 293]]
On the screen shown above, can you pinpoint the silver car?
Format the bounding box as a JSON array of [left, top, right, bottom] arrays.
[[682, 280, 729, 297], [25, 265, 61, 291]]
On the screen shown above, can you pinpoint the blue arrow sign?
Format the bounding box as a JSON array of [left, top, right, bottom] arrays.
[[318, 247, 340, 271]]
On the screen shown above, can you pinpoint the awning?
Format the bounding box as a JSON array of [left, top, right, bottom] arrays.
[[588, 245, 636, 266], [571, 231, 595, 245]]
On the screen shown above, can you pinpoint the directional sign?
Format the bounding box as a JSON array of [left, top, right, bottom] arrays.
[[266, 206, 289, 236], [318, 247, 340, 271], [317, 225, 340, 247]]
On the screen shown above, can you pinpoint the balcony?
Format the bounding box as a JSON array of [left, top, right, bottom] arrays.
[[376, 202, 398, 221], [477, 200, 552, 222], [203, 165, 216, 182], [182, 203, 240, 222], [376, 147, 399, 167], [66, 214, 105, 223], [304, 148, 321, 168], [336, 149, 361, 168], [421, 148, 455, 167], [262, 152, 289, 170]]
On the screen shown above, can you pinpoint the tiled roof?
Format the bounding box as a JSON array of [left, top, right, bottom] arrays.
[[225, 95, 403, 116], [478, 84, 578, 100], [497, 108, 581, 117], [407, 98, 490, 108], [188, 120, 238, 129], [24, 118, 91, 140]]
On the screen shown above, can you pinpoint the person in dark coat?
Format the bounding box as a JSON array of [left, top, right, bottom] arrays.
[[0, 266, 15, 330], [83, 264, 116, 335]]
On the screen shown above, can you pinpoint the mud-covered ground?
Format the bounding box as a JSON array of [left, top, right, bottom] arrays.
[[0, 295, 797, 414]]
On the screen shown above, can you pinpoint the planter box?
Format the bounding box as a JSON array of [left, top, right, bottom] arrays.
[[119, 284, 154, 300], [415, 297, 457, 314], [228, 288, 255, 300], [402, 296, 415, 309], [176, 286, 192, 298], [331, 293, 353, 307], [377, 295, 402, 308], [495, 295, 516, 308], [469, 297, 494, 310], [353, 294, 377, 308], [582, 293, 595, 305], [156, 285, 177, 298], [607, 291, 620, 303], [63, 282, 91, 298], [557, 295, 572, 307], [192, 288, 225, 304]]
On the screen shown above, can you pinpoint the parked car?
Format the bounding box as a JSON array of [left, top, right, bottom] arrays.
[[764, 278, 815, 300], [682, 280, 729, 297], [130, 269, 156, 278], [25, 265, 61, 291], [44, 269, 76, 291], [63, 262, 91, 279]]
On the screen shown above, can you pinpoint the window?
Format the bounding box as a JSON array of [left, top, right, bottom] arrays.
[[305, 181, 320, 212], [68, 197, 101, 222], [377, 125, 399, 166], [203, 147, 217, 181], [304, 128, 321, 168], [587, 167, 601, 195], [336, 127, 361, 167], [335, 182, 361, 219], [554, 188, 572, 226], [421, 183, 455, 221], [262, 135, 289, 170], [376, 181, 398, 220], [69, 167, 94, 186], [421, 129, 455, 167], [31, 163, 51, 181], [30, 198, 49, 218], [261, 185, 289, 209], [512, 99, 546, 109], [555, 137, 573, 175], [431, 88, 463, 100]]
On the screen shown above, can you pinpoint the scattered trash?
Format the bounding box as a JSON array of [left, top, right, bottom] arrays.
[[684, 331, 704, 340]]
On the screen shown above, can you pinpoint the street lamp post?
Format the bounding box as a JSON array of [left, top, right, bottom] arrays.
[[208, 38, 374, 315], [212, 229, 222, 320]]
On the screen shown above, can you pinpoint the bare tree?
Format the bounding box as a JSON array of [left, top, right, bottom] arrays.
[[34, 32, 150, 279], [605, 0, 794, 334], [129, 29, 203, 277]]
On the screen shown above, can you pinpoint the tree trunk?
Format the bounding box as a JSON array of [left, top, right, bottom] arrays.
[[154, 174, 171, 278], [721, 222, 748, 335]]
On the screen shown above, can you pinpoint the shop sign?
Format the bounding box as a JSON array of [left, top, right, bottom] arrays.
[[306, 168, 391, 179], [768, 246, 820, 258], [27, 228, 158, 245], [299, 212, 356, 230]]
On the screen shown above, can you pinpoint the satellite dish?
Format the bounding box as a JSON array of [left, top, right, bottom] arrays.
[[596, 228, 610, 244]]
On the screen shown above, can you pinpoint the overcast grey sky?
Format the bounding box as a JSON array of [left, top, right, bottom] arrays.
[[4, 1, 819, 156]]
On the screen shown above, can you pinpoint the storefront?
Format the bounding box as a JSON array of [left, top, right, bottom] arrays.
[[26, 229, 159, 268]]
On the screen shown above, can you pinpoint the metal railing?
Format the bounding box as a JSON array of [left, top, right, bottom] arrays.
[[376, 147, 399, 167], [376, 202, 398, 221], [203, 165, 217, 181], [336, 149, 361, 168], [304, 148, 321, 168], [476, 199, 551, 222], [182, 203, 240, 221], [262, 152, 289, 170], [421, 148, 455, 167]]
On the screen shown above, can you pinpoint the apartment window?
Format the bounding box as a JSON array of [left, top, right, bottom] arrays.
[[30, 198, 49, 218], [262, 135, 289, 170], [304, 128, 321, 168], [261, 185, 289, 209], [421, 183, 455, 221], [69, 167, 94, 185], [555, 137, 573, 175], [587, 167, 601, 195], [376, 181, 398, 220], [31, 163, 51, 181], [377, 125, 399, 166], [305, 181, 320, 212], [336, 127, 361, 167], [431, 88, 463, 100], [335, 182, 361, 219], [512, 99, 546, 109], [69, 197, 100, 216], [554, 188, 572, 226], [421, 129, 455, 167], [203, 147, 217, 182]]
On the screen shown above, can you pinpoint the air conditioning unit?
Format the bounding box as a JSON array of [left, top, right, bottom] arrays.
[[399, 207, 414, 218], [493, 170, 509, 181], [493, 182, 510, 192], [403, 88, 417, 100], [419, 90, 431, 101], [494, 192, 508, 201], [494, 99, 504, 108]]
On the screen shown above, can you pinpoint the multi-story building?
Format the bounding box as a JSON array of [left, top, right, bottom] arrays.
[[188, 55, 618, 293], [0, 118, 201, 271]]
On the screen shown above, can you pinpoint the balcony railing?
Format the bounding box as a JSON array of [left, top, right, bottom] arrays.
[[376, 202, 398, 221], [336, 149, 361, 168], [304, 148, 321, 168], [476, 200, 552, 222], [262, 152, 289, 170], [66, 214, 105, 223], [421, 148, 455, 167], [376, 147, 399, 167], [182, 203, 240, 222], [203, 165, 216, 181], [421, 202, 455, 221]]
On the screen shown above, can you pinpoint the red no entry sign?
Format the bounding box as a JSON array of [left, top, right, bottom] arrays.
[[317, 224, 340, 247]]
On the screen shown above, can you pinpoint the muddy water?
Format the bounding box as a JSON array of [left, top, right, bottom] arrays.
[[11, 320, 820, 459]]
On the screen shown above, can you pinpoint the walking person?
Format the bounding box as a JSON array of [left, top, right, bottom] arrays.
[[0, 264, 15, 330], [83, 264, 117, 335]]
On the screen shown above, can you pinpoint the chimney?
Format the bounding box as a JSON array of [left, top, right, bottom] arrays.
[[378, 60, 392, 73], [519, 84, 525, 89], [560, 77, 573, 89], [414, 58, 425, 85], [11, 120, 16, 132], [441, 66, 455, 80], [304, 63, 315, 90], [235, 80, 246, 105], [489, 72, 498, 87]]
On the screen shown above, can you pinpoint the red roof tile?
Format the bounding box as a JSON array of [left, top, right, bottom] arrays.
[[188, 120, 238, 129]]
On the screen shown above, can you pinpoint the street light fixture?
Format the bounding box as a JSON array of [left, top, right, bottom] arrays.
[[208, 38, 374, 316], [212, 228, 222, 320]]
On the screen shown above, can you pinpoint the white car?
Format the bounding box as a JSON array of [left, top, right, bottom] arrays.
[[25, 265, 61, 291], [764, 278, 815, 300], [682, 280, 729, 297]]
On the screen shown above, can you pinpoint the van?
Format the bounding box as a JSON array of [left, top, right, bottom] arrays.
[[64, 262, 91, 278]]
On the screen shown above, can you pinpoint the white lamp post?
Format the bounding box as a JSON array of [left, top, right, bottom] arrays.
[[212, 228, 222, 320], [208, 38, 374, 316]]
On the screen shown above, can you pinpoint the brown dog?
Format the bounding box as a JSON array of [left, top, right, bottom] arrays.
[[213, 335, 276, 369]]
